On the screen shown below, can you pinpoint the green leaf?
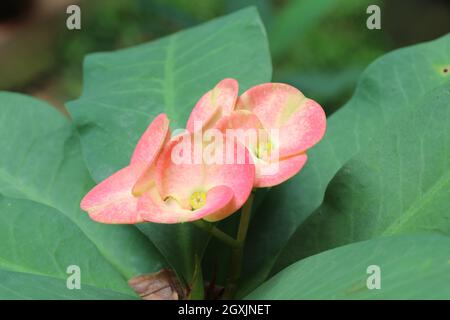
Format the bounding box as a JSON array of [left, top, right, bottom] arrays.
[[246, 233, 450, 299], [239, 34, 450, 295], [274, 83, 450, 270], [0, 93, 166, 298], [0, 196, 136, 299], [67, 7, 271, 283], [0, 269, 136, 299]]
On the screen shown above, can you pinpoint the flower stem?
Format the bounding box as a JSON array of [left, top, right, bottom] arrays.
[[223, 192, 254, 299], [193, 220, 241, 249]]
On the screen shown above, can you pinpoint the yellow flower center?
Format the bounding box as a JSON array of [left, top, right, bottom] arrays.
[[189, 191, 207, 210], [256, 140, 272, 159]]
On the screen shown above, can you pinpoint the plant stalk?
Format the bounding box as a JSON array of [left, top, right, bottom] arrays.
[[193, 220, 241, 249], [223, 192, 254, 299]]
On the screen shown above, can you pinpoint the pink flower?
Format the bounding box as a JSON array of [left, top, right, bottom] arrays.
[[80, 114, 254, 224], [186, 79, 327, 187], [138, 133, 254, 223], [81, 79, 325, 224]]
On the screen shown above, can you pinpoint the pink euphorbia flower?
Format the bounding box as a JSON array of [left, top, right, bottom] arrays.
[[81, 79, 325, 224], [80, 114, 170, 224], [80, 113, 254, 224], [138, 133, 254, 222], [186, 79, 326, 187]]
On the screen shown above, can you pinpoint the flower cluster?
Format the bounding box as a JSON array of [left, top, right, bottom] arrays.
[[80, 79, 326, 224]]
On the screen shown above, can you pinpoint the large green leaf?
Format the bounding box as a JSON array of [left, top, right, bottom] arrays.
[[274, 83, 450, 270], [0, 268, 134, 299], [0, 93, 166, 298], [67, 7, 272, 283], [246, 233, 450, 299], [0, 197, 135, 299], [239, 34, 450, 295]]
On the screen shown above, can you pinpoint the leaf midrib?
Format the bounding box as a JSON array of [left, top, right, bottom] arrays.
[[163, 35, 177, 118]]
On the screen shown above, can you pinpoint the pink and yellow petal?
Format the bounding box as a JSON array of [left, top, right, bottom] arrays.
[[186, 78, 239, 132], [237, 83, 326, 156], [154, 134, 207, 207], [254, 153, 308, 188], [277, 98, 326, 156], [80, 164, 145, 224], [154, 131, 255, 218], [130, 113, 170, 165], [130, 113, 171, 196], [215, 110, 272, 156], [131, 163, 157, 197], [202, 138, 254, 215], [138, 185, 234, 223]]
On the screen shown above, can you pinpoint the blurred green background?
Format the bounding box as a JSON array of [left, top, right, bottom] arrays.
[[0, 0, 449, 115]]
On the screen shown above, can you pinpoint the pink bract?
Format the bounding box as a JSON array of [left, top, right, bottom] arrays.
[[187, 80, 327, 187], [186, 78, 239, 132], [237, 83, 326, 158]]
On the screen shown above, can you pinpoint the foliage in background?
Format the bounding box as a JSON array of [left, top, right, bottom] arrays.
[[57, 0, 389, 113], [3, 0, 448, 113]]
